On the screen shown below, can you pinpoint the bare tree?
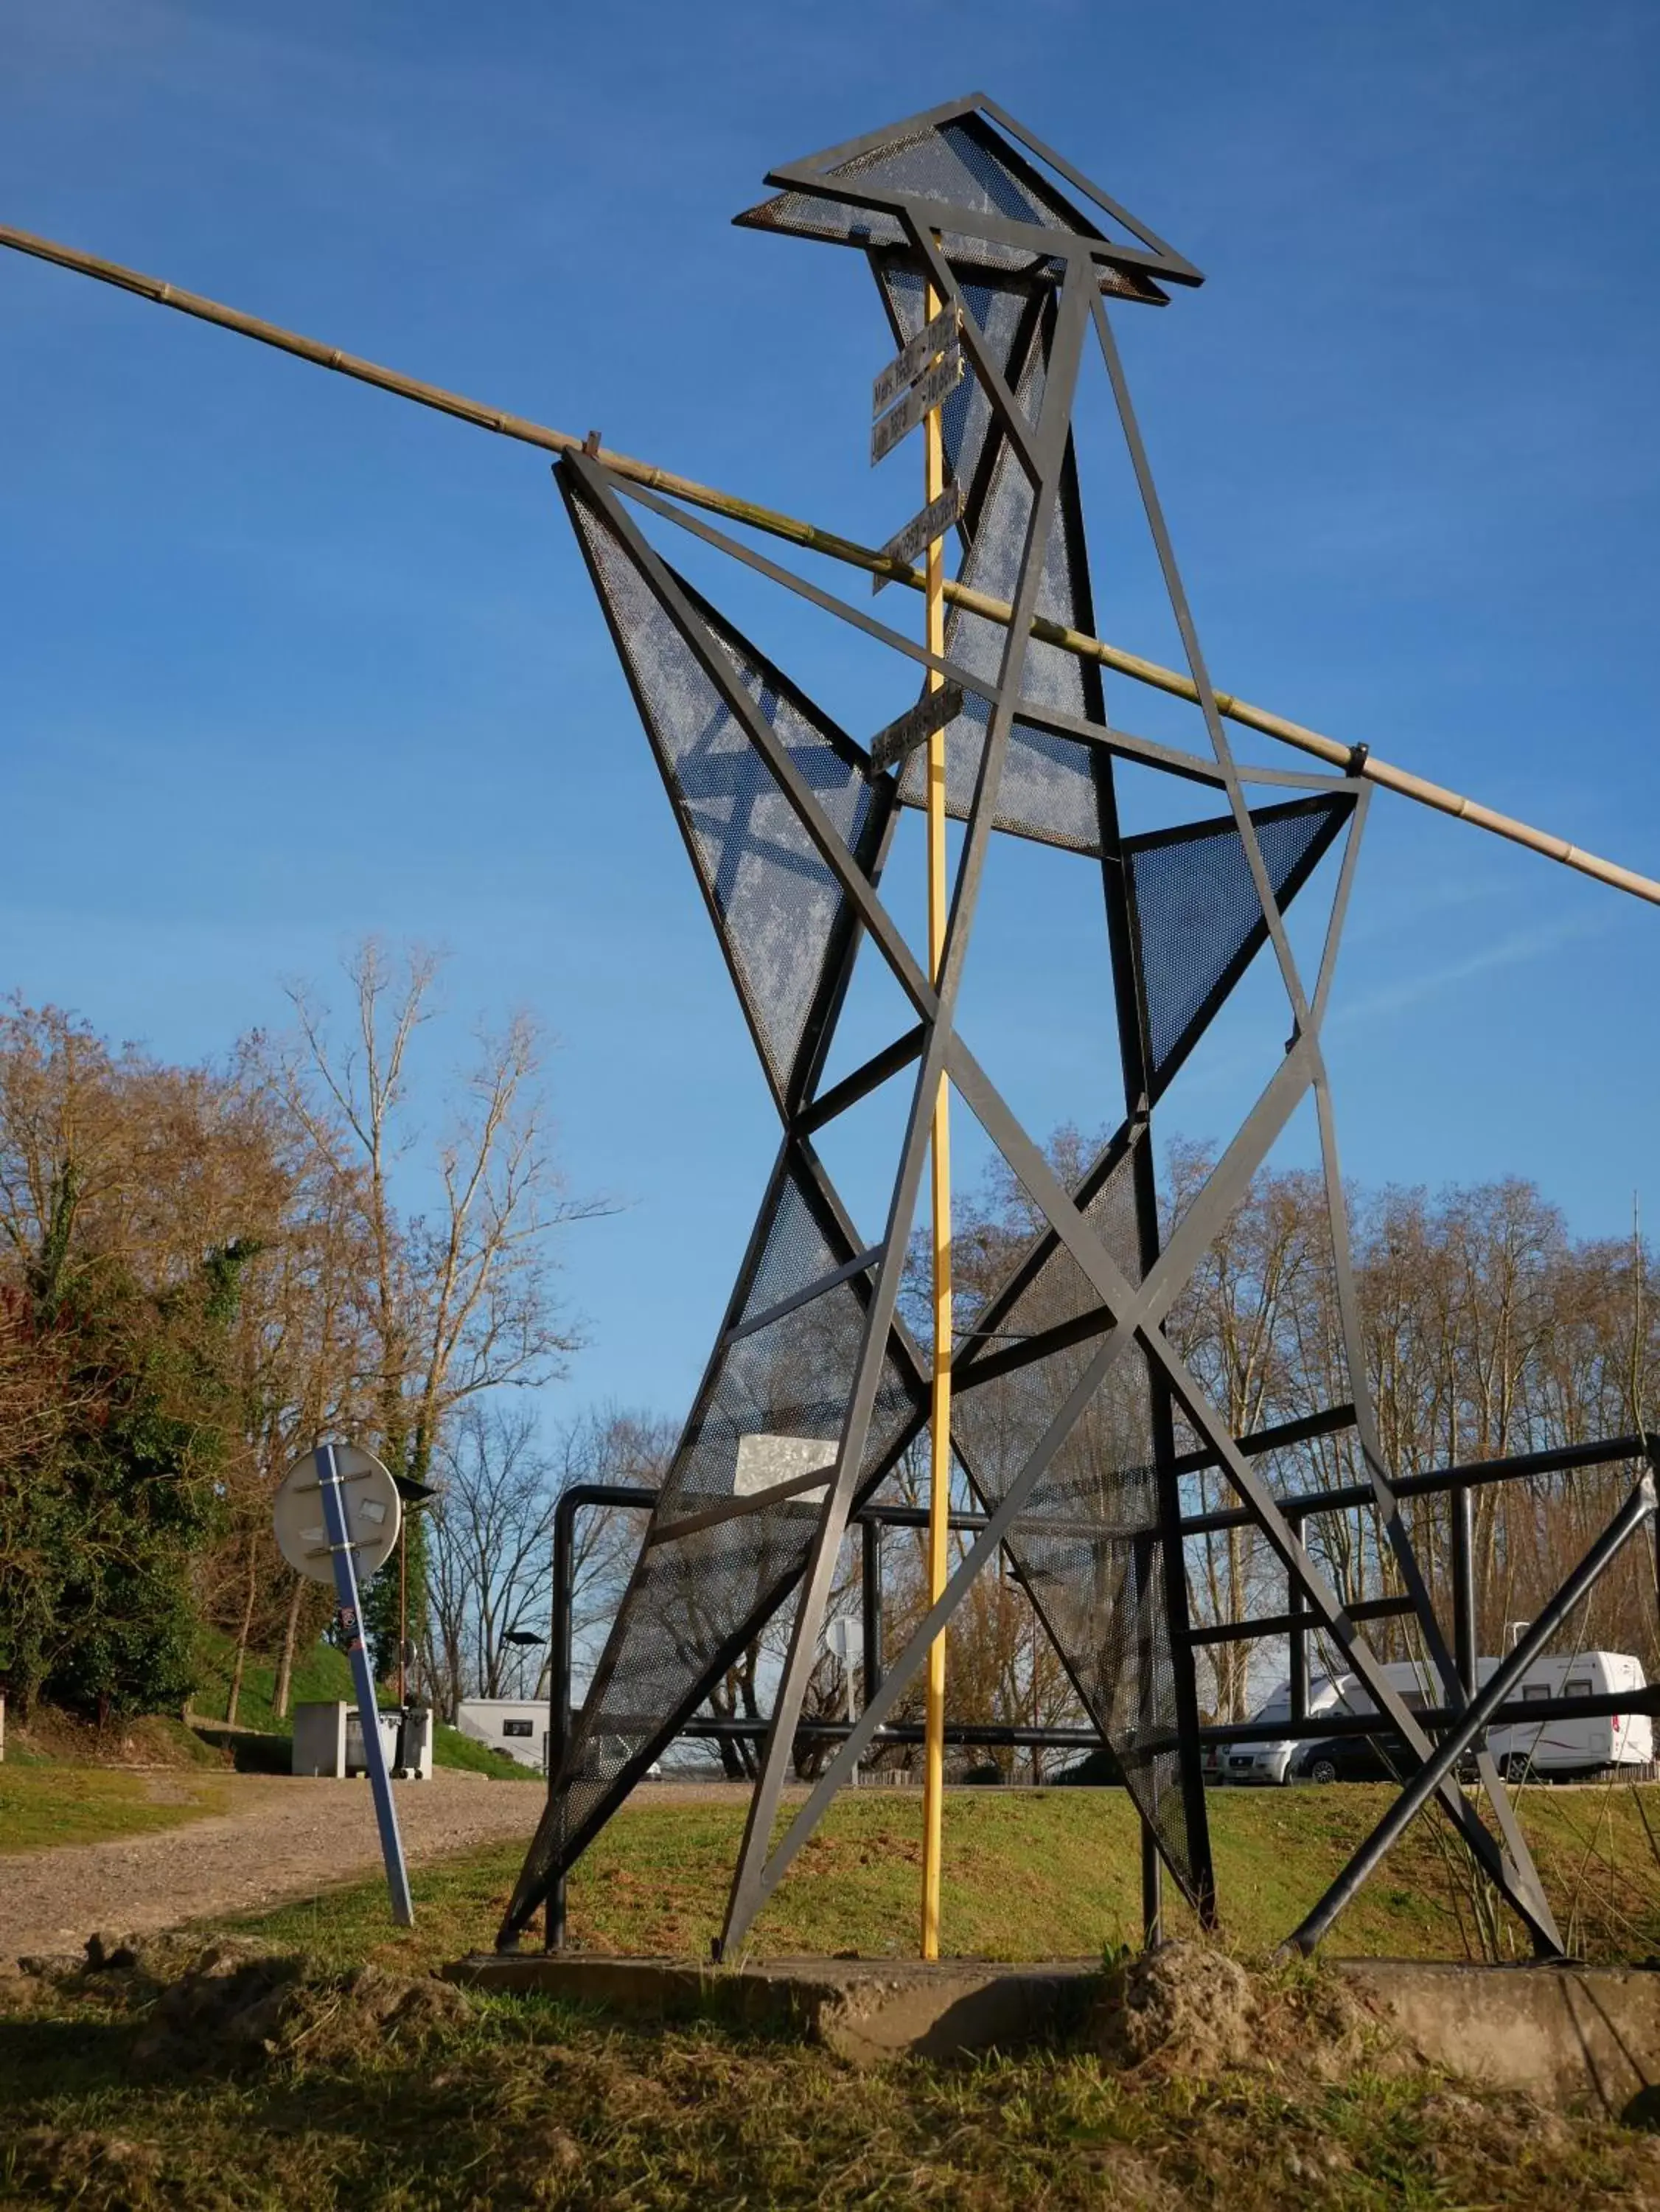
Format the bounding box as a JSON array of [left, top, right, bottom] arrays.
[[260, 940, 609, 1674], [425, 1402, 665, 1722], [427, 1403, 557, 1717]]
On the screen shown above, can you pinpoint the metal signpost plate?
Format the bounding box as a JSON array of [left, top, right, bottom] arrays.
[[870, 347, 963, 465], [871, 301, 960, 418], [868, 681, 964, 774], [273, 1441, 402, 1582], [871, 483, 964, 594]]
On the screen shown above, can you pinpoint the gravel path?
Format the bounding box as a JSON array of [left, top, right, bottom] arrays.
[[0, 1771, 555, 1966], [0, 1773, 773, 1968]]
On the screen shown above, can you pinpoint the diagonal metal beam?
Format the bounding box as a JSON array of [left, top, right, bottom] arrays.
[[4, 215, 1653, 902], [737, 1025, 1325, 1934]]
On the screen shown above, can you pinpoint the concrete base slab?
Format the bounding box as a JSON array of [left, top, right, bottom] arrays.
[[444, 1952, 1098, 2063], [447, 1950, 1660, 2105], [1336, 1958, 1660, 2117]]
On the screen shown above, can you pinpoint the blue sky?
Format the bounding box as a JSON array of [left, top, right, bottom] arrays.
[[3, 1, 1658, 1432]]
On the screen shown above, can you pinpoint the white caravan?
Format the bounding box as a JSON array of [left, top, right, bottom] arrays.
[[1210, 1652, 1651, 1786], [454, 1698, 668, 1780], [1483, 1651, 1651, 1779], [456, 1697, 548, 1771]]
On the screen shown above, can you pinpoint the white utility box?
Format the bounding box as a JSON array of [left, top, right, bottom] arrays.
[[293, 1701, 428, 1778], [293, 1700, 349, 1777]]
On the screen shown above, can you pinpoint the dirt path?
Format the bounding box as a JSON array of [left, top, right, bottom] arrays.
[[0, 1771, 560, 1965]]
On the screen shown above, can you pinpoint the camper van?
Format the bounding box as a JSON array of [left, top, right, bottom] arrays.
[[1484, 1650, 1651, 1780], [1205, 1672, 1354, 1787], [1210, 1651, 1652, 1787], [456, 1697, 548, 1772]]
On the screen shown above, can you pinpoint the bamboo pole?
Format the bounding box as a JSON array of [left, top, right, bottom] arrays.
[[920, 284, 952, 1966], [2, 216, 1656, 908]]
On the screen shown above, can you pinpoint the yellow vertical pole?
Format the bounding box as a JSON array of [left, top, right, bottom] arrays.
[[920, 283, 952, 1962]]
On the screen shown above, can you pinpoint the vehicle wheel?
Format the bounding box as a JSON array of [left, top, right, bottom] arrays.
[[1308, 1757, 1339, 1786]]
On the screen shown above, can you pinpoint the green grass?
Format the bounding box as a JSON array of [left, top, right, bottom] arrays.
[[429, 1725, 540, 1781], [6, 1786, 1660, 2205], [2, 1927, 1654, 2208], [0, 1768, 229, 1854], [190, 1630, 356, 1736], [215, 1781, 1660, 1981]]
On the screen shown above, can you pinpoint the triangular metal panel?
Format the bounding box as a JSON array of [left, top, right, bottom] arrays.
[[1125, 796, 1355, 1102], [562, 466, 891, 1113], [736, 95, 1188, 297], [503, 1154, 927, 1935]]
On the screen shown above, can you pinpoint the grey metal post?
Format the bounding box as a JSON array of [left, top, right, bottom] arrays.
[[1140, 1820, 1162, 1947], [1451, 1480, 1477, 1694], [315, 1443, 413, 1927], [862, 1519, 884, 1708], [1287, 1507, 1308, 1726], [545, 1486, 576, 1952]]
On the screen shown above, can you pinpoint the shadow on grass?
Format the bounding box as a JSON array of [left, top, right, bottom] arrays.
[[0, 2014, 139, 2098]]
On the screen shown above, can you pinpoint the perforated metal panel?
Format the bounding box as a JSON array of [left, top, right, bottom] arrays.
[[1125, 796, 1353, 1099], [880, 287, 1109, 857], [506, 1156, 927, 1923], [565, 473, 885, 1107], [949, 1150, 1199, 1894]]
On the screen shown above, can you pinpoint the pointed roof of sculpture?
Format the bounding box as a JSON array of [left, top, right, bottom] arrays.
[[735, 91, 1202, 302]]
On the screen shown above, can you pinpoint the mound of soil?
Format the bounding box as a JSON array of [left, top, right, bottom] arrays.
[[1092, 1941, 1256, 2071], [1089, 1941, 1395, 2081], [17, 1930, 472, 2071]]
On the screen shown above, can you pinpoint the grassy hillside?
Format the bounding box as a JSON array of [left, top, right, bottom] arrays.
[[189, 1630, 356, 1735]]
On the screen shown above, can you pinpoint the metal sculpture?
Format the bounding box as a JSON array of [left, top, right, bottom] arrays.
[[493, 95, 1655, 1963], [1, 93, 1653, 1964]]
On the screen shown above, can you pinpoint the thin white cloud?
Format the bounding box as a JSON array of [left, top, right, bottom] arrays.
[[1333, 911, 1614, 1026]]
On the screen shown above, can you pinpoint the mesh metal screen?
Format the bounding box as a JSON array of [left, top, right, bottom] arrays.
[[949, 1151, 1201, 1896], [507, 1157, 926, 1920], [564, 473, 885, 1107], [1125, 796, 1352, 1099], [873, 287, 1109, 856], [873, 263, 1041, 523]]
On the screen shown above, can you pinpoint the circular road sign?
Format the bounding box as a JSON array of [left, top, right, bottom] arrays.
[[273, 1442, 403, 1586]]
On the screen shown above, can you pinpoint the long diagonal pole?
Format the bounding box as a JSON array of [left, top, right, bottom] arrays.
[[1, 217, 1656, 908]]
